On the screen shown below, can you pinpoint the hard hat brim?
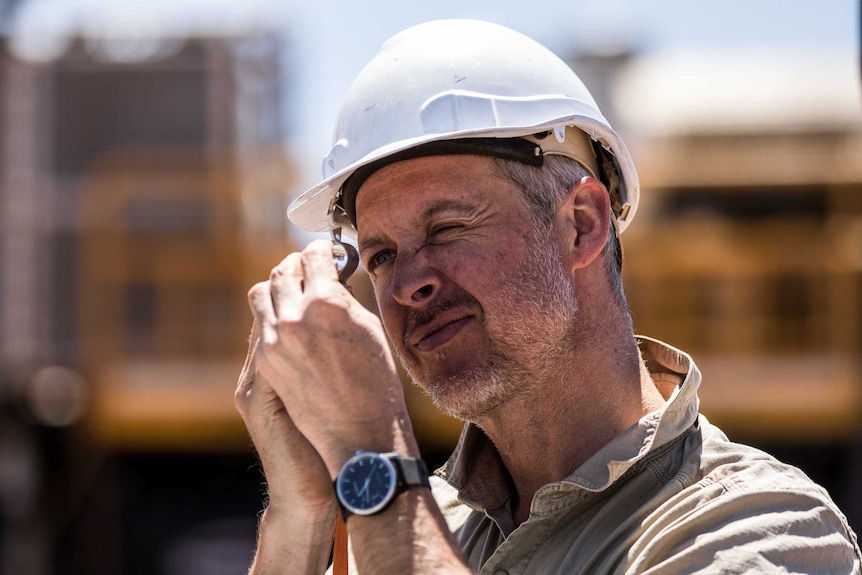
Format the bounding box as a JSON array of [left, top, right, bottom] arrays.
[[288, 115, 639, 239]]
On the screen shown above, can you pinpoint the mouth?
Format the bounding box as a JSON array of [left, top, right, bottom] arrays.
[[407, 311, 474, 353]]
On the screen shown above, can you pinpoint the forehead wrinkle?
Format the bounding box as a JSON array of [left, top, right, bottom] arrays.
[[417, 197, 483, 225], [357, 196, 486, 255], [355, 156, 504, 252]]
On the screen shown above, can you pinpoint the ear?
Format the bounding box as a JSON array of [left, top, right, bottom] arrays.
[[553, 177, 611, 271]]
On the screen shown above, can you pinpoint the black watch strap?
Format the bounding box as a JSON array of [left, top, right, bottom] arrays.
[[397, 456, 431, 489], [335, 453, 430, 520]]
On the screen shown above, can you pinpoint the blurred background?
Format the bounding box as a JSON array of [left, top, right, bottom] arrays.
[[0, 0, 859, 573]]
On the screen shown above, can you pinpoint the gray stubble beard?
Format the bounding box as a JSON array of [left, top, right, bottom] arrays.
[[395, 231, 579, 422]]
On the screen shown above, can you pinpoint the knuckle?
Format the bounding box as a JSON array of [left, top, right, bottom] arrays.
[[306, 238, 332, 254], [275, 313, 298, 332], [269, 265, 285, 282], [234, 385, 250, 413], [269, 253, 301, 282], [247, 281, 268, 302], [261, 332, 283, 354]]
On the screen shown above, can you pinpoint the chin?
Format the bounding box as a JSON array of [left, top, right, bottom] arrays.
[[396, 342, 523, 420], [420, 365, 518, 422]]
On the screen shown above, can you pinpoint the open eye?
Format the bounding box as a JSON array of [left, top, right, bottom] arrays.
[[367, 249, 396, 271]]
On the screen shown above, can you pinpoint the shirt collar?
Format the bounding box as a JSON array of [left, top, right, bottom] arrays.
[[435, 337, 702, 510]]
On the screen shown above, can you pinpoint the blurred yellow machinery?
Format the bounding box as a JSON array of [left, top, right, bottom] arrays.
[[76, 145, 464, 454], [5, 27, 857, 575], [47, 36, 858, 459], [75, 127, 862, 456], [625, 128, 862, 441]]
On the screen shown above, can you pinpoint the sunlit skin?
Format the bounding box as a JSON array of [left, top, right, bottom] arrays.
[[238, 152, 668, 575], [355, 155, 578, 421], [355, 155, 665, 522]]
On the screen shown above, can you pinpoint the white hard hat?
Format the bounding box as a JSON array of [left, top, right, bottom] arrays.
[[287, 19, 639, 236]]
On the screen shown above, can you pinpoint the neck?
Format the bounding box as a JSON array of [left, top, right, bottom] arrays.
[[473, 308, 664, 525]]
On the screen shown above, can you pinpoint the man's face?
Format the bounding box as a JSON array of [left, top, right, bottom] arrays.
[[355, 155, 578, 421]]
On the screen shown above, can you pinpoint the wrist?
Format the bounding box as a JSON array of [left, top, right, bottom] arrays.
[[263, 496, 337, 529], [321, 413, 422, 480], [251, 503, 337, 574], [334, 452, 431, 520]]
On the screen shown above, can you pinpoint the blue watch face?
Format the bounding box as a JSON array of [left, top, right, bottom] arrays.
[[337, 453, 398, 515]]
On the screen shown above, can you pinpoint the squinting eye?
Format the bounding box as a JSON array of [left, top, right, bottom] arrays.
[[433, 223, 461, 235], [369, 250, 395, 270]]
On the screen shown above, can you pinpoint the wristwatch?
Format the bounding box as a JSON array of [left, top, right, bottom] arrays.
[[334, 451, 430, 518]]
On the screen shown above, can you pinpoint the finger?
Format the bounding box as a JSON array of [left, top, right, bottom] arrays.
[[248, 280, 279, 346], [269, 252, 304, 320], [235, 315, 285, 422], [301, 240, 339, 291], [237, 318, 261, 389], [235, 318, 263, 418]]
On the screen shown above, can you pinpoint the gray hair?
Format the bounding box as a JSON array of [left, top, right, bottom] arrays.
[[492, 155, 627, 308]]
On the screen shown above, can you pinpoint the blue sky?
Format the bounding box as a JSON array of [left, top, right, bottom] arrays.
[[284, 0, 858, 185], [5, 0, 859, 193], [302, 0, 855, 54]]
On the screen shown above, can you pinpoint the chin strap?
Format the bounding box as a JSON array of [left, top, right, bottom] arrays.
[[333, 511, 349, 575]]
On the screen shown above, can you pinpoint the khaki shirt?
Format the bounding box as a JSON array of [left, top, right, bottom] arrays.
[[432, 337, 862, 574]]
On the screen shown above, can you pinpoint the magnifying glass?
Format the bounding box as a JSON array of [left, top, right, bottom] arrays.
[[331, 228, 359, 284]]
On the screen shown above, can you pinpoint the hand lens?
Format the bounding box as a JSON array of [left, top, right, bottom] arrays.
[[331, 228, 359, 283]]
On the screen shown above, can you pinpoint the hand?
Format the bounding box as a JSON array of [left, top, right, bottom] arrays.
[[235, 318, 335, 516], [248, 240, 416, 477]]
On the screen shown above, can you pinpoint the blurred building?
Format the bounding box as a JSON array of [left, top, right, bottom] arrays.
[[0, 7, 860, 575], [0, 20, 296, 575], [615, 48, 862, 440], [610, 47, 862, 527]]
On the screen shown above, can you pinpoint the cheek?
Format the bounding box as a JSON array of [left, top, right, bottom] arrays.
[[434, 243, 508, 290], [457, 239, 537, 305], [372, 284, 403, 342]]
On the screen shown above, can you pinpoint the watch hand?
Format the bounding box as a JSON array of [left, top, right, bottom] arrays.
[[354, 477, 372, 503]]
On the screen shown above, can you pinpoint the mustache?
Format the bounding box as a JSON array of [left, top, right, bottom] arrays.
[[404, 292, 481, 344]]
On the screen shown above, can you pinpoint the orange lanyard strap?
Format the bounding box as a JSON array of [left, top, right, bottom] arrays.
[[332, 511, 349, 575]]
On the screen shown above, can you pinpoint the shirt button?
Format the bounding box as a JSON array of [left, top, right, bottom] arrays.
[[493, 571, 509, 575]]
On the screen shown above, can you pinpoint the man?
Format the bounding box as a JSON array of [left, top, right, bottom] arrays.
[[235, 19, 861, 574]]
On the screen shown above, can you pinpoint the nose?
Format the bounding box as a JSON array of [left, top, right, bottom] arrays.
[[390, 251, 442, 308]]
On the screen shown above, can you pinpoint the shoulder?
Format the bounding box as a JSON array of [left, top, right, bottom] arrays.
[[633, 418, 862, 573], [694, 418, 838, 500]]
